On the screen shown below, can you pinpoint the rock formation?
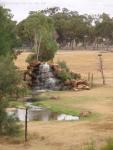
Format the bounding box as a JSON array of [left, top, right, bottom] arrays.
[[24, 61, 90, 91]]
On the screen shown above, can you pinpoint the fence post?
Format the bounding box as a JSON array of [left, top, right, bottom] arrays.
[[88, 72, 90, 82], [98, 54, 105, 85], [91, 73, 94, 87]]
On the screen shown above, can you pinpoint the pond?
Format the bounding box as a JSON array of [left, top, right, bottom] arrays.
[[7, 103, 79, 121]]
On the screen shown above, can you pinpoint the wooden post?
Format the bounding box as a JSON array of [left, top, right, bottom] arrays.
[[88, 72, 90, 82], [98, 54, 105, 85], [25, 108, 28, 142], [91, 73, 94, 87]]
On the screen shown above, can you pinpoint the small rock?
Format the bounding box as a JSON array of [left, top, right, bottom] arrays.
[[50, 96, 60, 100], [73, 88, 79, 91], [79, 111, 92, 117], [84, 85, 90, 90], [77, 84, 90, 90]]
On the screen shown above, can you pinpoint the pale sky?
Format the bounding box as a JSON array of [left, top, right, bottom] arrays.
[[1, 0, 113, 22]]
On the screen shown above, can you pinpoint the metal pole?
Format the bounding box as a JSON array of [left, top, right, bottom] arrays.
[[25, 108, 28, 142]]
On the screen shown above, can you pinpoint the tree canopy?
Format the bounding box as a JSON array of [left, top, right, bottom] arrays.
[[38, 7, 113, 50], [17, 12, 58, 61], [0, 6, 19, 55]]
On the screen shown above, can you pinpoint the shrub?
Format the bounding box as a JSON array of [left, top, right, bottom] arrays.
[[57, 70, 71, 82], [0, 99, 22, 136], [58, 61, 69, 72], [39, 37, 58, 62], [1, 115, 22, 136], [57, 61, 81, 81], [71, 72, 81, 80], [0, 55, 25, 136], [26, 38, 58, 63]]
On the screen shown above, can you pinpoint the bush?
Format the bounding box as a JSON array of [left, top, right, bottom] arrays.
[[0, 99, 22, 136], [57, 70, 71, 82], [58, 61, 69, 72], [57, 61, 81, 81], [1, 115, 22, 136], [71, 72, 81, 80], [39, 37, 58, 62], [0, 55, 25, 136]]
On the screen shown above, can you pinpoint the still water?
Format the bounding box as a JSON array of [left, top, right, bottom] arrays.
[[7, 103, 79, 121]]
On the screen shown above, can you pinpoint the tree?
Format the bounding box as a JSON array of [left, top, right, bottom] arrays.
[[39, 33, 58, 61], [0, 6, 19, 55], [0, 55, 25, 135], [95, 13, 113, 50], [45, 8, 91, 49], [17, 12, 58, 61]]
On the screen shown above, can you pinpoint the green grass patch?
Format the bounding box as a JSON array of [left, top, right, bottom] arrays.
[[34, 101, 81, 116], [9, 92, 101, 120], [9, 101, 25, 108], [32, 92, 101, 120]]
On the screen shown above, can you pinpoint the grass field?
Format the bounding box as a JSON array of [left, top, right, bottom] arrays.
[[2, 50, 113, 150], [15, 50, 113, 85], [54, 50, 113, 85]]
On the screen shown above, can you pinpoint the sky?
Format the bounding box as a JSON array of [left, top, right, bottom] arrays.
[[1, 0, 113, 22]]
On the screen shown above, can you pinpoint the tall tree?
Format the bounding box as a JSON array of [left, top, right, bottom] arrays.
[[17, 12, 57, 61], [0, 6, 18, 55], [0, 55, 25, 136]]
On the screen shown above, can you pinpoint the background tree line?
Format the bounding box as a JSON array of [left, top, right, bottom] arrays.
[[17, 7, 113, 51]]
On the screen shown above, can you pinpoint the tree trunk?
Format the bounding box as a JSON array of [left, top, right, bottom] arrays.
[[34, 32, 38, 60], [37, 36, 42, 61], [34, 32, 42, 61]]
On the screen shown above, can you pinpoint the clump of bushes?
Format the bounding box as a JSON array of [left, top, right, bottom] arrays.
[[57, 61, 81, 82], [0, 99, 22, 136], [57, 70, 72, 82], [0, 55, 25, 136], [58, 61, 70, 72]]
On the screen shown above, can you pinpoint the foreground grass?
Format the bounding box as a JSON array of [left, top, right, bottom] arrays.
[[84, 138, 113, 150]]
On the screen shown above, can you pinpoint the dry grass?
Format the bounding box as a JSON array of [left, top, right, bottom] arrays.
[[14, 52, 33, 70], [3, 50, 113, 150], [54, 50, 113, 85], [15, 50, 113, 84]]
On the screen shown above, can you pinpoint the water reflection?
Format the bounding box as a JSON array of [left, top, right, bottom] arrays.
[[7, 105, 79, 121], [16, 108, 79, 121]]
